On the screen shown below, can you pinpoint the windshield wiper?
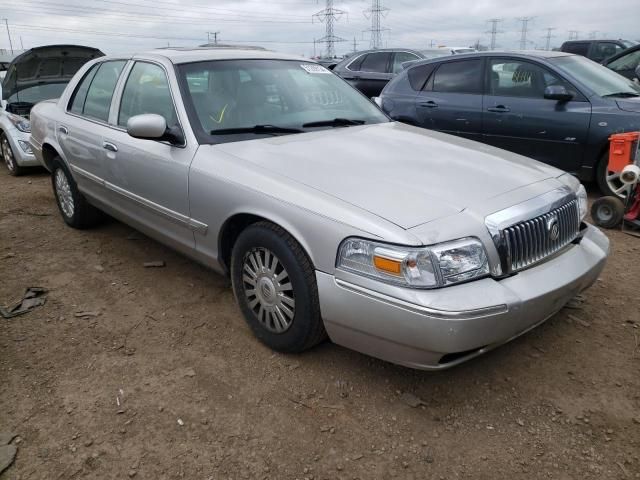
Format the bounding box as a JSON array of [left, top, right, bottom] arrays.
[[602, 92, 640, 98], [210, 125, 304, 135], [302, 118, 366, 128]]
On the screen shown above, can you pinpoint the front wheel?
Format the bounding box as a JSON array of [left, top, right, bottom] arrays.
[[230, 222, 326, 353], [1, 133, 25, 176]]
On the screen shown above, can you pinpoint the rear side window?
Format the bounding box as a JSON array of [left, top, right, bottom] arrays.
[[360, 52, 391, 73], [563, 42, 590, 56], [82, 60, 126, 122], [591, 42, 625, 62], [69, 64, 99, 114], [432, 60, 482, 94], [392, 52, 420, 74], [407, 63, 436, 91]]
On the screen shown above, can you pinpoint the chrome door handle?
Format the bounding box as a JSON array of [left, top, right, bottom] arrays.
[[418, 101, 438, 108], [103, 142, 118, 153], [58, 126, 69, 135]]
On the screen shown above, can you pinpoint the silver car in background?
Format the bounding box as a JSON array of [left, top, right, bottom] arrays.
[[0, 45, 103, 175], [29, 48, 609, 370]]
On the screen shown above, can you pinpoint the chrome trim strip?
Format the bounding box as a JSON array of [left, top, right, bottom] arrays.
[[70, 164, 105, 185], [67, 165, 208, 234], [334, 278, 508, 320]]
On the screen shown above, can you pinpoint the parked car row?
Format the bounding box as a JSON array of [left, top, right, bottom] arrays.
[[22, 46, 609, 370]]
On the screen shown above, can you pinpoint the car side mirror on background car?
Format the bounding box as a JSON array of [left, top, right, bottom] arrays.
[[126, 113, 184, 145], [544, 85, 573, 102]]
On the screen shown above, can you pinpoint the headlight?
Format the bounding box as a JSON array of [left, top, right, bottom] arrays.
[[337, 237, 490, 289], [7, 113, 31, 133], [558, 173, 587, 222]]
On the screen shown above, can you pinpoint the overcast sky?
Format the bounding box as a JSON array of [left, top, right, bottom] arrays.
[[1, 0, 638, 57]]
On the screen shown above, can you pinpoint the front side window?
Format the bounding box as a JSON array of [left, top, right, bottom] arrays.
[[392, 52, 420, 74], [489, 59, 576, 98], [360, 52, 391, 73], [178, 60, 388, 143], [432, 59, 482, 94], [550, 55, 640, 97], [81, 60, 126, 122], [592, 42, 625, 62], [118, 62, 178, 128], [607, 50, 640, 71]]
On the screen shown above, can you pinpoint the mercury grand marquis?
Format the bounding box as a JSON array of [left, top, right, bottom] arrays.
[[29, 48, 609, 369]]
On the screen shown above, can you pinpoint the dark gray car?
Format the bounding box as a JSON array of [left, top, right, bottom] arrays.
[[380, 51, 640, 197], [333, 48, 452, 98]]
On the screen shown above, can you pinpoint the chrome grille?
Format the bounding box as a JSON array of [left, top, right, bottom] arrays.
[[502, 199, 580, 272]]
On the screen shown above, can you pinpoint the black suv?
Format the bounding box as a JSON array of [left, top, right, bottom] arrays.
[[560, 39, 637, 63]]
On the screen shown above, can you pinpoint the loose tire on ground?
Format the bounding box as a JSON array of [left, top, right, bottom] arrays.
[[51, 157, 103, 229], [1, 133, 25, 176], [230, 221, 327, 353], [591, 196, 625, 229]]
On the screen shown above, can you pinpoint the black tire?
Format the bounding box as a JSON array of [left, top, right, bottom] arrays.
[[590, 196, 625, 229], [596, 150, 628, 199], [51, 158, 103, 229], [230, 221, 327, 353], [1, 132, 26, 176]]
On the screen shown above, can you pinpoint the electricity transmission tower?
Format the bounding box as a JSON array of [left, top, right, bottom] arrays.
[[312, 0, 346, 58], [543, 27, 555, 50], [517, 16, 535, 50], [486, 18, 503, 50], [363, 0, 389, 50], [568, 30, 579, 40], [589, 30, 598, 39], [207, 31, 220, 44]]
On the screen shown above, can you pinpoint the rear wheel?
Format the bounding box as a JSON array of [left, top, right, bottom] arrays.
[[597, 151, 633, 199], [591, 196, 625, 229], [1, 133, 25, 176], [51, 158, 103, 229], [230, 222, 326, 353]]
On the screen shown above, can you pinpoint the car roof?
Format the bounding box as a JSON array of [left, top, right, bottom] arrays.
[[114, 47, 311, 65], [562, 39, 627, 43], [405, 50, 574, 67]]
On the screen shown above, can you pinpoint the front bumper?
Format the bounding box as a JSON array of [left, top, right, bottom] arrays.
[[317, 224, 609, 370]]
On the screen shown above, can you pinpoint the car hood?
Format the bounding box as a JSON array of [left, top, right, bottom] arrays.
[[1, 45, 104, 100], [215, 122, 561, 229], [616, 98, 640, 113]]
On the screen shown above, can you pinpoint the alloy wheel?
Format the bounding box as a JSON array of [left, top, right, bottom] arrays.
[[54, 168, 75, 218], [1, 137, 16, 173], [606, 169, 633, 199], [242, 247, 295, 333]]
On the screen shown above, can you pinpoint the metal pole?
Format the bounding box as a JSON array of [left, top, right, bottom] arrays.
[[4, 19, 13, 54]]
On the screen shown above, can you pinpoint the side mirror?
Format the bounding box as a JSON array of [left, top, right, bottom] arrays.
[[126, 114, 184, 145], [544, 85, 573, 102]]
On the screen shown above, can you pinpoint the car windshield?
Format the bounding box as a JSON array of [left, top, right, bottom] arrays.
[[178, 59, 388, 138], [550, 55, 640, 97], [6, 83, 68, 104]]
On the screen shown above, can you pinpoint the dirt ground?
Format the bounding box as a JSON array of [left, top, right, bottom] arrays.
[[1, 167, 639, 480]]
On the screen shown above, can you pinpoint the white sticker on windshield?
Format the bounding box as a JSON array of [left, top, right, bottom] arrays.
[[300, 64, 331, 74]]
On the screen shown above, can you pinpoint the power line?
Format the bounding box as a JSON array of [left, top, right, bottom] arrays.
[[312, 0, 346, 58], [486, 18, 503, 50], [543, 27, 555, 50], [517, 16, 535, 50], [363, 0, 389, 49]]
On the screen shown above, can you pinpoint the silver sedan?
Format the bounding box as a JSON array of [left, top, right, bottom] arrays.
[[29, 48, 609, 370]]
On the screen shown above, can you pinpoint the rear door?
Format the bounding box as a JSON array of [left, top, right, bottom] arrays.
[[58, 60, 127, 202], [482, 57, 591, 172], [343, 52, 392, 98], [413, 58, 484, 140]]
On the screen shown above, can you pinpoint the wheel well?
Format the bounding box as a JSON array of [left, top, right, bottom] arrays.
[[218, 213, 269, 274], [42, 143, 60, 170]]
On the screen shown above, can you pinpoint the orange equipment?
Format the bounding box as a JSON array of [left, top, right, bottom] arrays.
[[608, 132, 639, 173]]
